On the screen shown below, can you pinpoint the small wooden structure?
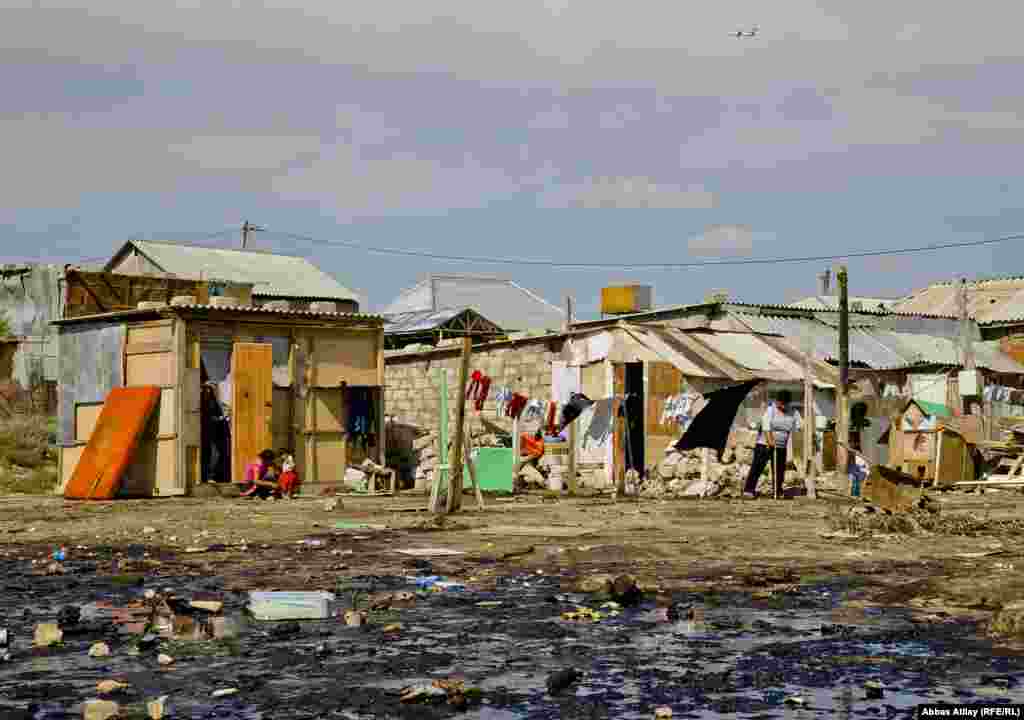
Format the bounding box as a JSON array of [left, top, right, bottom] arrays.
[[53, 298, 385, 498], [882, 398, 975, 487]]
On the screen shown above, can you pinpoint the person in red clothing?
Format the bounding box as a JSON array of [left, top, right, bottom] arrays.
[[240, 449, 280, 499], [277, 451, 299, 499], [514, 430, 549, 490]]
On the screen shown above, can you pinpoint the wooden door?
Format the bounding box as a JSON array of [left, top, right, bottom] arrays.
[[613, 363, 626, 491], [645, 361, 683, 469], [231, 343, 273, 484]]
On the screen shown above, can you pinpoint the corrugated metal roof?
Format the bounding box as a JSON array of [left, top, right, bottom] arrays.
[[383, 306, 502, 335], [107, 240, 359, 302], [787, 295, 899, 312], [730, 312, 1024, 373], [892, 277, 1024, 323], [53, 303, 383, 325], [381, 274, 564, 331]]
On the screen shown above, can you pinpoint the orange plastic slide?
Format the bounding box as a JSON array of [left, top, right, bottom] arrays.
[[64, 386, 162, 500]]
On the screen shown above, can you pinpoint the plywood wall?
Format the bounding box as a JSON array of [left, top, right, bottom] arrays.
[[645, 361, 684, 469]]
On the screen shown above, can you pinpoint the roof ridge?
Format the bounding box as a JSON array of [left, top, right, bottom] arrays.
[[135, 239, 303, 258]]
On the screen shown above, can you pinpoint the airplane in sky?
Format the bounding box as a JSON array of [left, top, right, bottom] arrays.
[[730, 25, 759, 38]]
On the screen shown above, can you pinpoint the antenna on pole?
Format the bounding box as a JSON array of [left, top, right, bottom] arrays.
[[241, 221, 264, 249]]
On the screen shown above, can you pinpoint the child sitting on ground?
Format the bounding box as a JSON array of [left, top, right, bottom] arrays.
[[241, 449, 280, 499], [277, 449, 299, 499]]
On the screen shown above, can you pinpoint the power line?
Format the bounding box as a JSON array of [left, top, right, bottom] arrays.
[[264, 230, 1023, 270]]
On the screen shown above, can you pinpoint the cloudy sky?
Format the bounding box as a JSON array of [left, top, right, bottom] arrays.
[[1, 1, 1021, 318]]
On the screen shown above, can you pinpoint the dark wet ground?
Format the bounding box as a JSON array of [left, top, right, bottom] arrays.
[[2, 554, 1024, 719]]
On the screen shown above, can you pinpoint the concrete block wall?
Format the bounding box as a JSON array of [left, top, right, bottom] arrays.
[[385, 337, 565, 435]]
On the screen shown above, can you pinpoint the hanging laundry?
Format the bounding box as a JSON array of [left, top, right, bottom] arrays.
[[522, 399, 545, 421], [507, 393, 528, 420], [560, 392, 594, 430], [584, 398, 615, 449], [466, 371, 482, 400], [546, 401, 558, 436], [346, 387, 376, 450], [473, 375, 492, 412], [675, 380, 762, 459], [494, 388, 512, 417]]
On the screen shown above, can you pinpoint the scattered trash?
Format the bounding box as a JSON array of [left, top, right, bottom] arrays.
[[400, 684, 448, 704], [269, 621, 301, 639], [334, 522, 386, 531], [547, 667, 582, 695], [0, 627, 7, 647], [157, 653, 175, 666], [561, 605, 619, 622], [212, 688, 238, 698], [409, 576, 443, 589], [301, 539, 324, 547], [248, 591, 335, 620], [476, 601, 503, 608], [784, 696, 805, 706], [147, 695, 170, 720], [655, 708, 673, 719], [344, 610, 367, 627], [143, 526, 157, 535], [83, 699, 121, 720], [144, 589, 156, 600], [189, 597, 224, 613], [52, 546, 66, 561], [396, 548, 465, 557], [97, 679, 130, 695], [323, 499, 341, 511], [45, 561, 65, 576], [865, 680, 885, 699], [33, 622, 62, 647], [382, 623, 402, 633], [184, 547, 208, 554], [88, 642, 111, 658]]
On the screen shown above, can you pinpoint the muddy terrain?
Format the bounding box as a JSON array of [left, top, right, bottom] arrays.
[[1, 490, 1023, 718]]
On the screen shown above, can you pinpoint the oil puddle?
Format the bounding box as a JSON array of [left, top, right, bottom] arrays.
[[0, 567, 1023, 718]]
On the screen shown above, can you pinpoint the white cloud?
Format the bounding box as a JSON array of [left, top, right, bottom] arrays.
[[270, 144, 518, 216], [688, 224, 755, 256], [166, 135, 323, 171], [543, 177, 716, 209]]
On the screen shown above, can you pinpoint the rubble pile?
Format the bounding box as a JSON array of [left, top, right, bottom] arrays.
[[410, 427, 505, 491]]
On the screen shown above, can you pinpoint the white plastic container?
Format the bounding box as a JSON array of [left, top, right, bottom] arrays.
[[247, 591, 336, 620]]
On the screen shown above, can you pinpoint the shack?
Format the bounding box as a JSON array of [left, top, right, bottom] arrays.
[[878, 398, 976, 486], [53, 297, 384, 498]]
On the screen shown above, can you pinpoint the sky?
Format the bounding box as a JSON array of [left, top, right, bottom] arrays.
[[1, 1, 1022, 319]]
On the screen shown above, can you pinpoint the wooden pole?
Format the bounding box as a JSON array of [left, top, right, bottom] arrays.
[[803, 334, 818, 500], [429, 367, 448, 512], [837, 265, 850, 492], [567, 416, 578, 496], [464, 432, 485, 510], [511, 416, 520, 491], [446, 336, 472, 513]]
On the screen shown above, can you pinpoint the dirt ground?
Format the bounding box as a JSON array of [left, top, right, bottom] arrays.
[[2, 488, 1023, 630]]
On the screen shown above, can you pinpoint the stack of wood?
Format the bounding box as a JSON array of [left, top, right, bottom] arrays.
[[959, 416, 1024, 492]]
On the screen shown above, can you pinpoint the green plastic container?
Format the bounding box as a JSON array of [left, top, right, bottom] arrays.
[[465, 448, 514, 493]]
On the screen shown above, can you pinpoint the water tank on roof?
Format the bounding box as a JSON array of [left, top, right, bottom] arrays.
[[600, 285, 653, 315]]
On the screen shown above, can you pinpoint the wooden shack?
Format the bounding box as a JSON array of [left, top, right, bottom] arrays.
[[882, 398, 975, 486], [53, 299, 385, 498]]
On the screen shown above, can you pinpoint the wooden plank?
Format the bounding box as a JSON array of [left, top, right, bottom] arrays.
[[125, 341, 173, 356], [446, 336, 472, 513], [464, 433, 484, 510], [613, 363, 626, 495], [126, 323, 174, 346], [315, 433, 347, 486], [60, 445, 86, 493], [75, 403, 104, 443], [64, 387, 162, 500], [231, 343, 273, 485], [174, 318, 187, 496], [126, 353, 175, 387], [305, 388, 344, 432], [312, 332, 378, 387]]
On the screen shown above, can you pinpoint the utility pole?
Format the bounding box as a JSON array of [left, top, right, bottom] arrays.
[[958, 278, 978, 417], [241, 221, 264, 249], [836, 265, 850, 489], [565, 296, 574, 331]]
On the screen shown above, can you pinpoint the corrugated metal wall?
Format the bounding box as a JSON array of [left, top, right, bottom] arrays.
[[0, 265, 62, 386], [57, 322, 125, 445]]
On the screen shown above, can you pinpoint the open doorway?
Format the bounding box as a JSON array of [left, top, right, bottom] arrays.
[[200, 359, 231, 483], [624, 362, 645, 476]]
